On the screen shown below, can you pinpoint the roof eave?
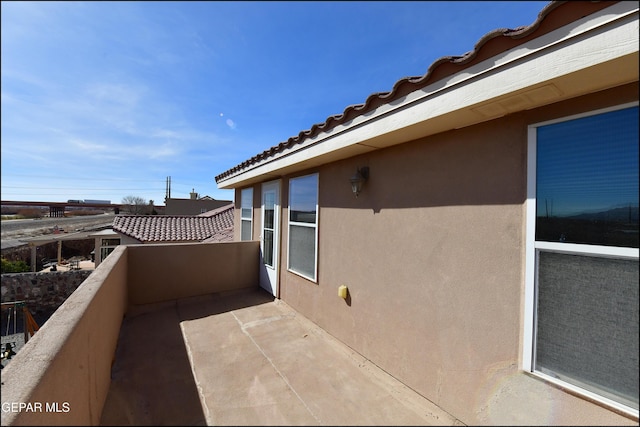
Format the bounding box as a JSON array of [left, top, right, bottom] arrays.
[[216, 1, 638, 190]]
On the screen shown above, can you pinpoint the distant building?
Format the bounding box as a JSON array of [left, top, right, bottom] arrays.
[[92, 203, 234, 267], [164, 188, 231, 215]]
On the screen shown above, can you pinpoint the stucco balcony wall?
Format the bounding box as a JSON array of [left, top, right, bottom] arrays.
[[126, 241, 260, 305], [0, 241, 260, 426]]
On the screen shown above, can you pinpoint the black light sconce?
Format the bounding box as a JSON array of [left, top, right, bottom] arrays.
[[349, 166, 369, 198]]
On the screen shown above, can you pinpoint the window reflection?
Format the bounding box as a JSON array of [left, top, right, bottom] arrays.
[[290, 174, 318, 223], [536, 106, 639, 248]]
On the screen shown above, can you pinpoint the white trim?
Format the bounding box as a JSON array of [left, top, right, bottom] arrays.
[[260, 180, 281, 297], [530, 101, 640, 128], [534, 242, 639, 259], [240, 187, 253, 241], [287, 173, 319, 283], [287, 221, 316, 229], [524, 102, 639, 414], [218, 3, 638, 188], [532, 371, 639, 419], [523, 126, 538, 371]]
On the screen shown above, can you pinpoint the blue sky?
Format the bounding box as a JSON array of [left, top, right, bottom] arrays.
[[1, 1, 548, 205]]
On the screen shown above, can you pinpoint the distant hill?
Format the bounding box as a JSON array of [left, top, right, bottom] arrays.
[[568, 206, 639, 223]]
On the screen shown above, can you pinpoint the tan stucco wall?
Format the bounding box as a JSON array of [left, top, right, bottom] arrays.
[[280, 115, 530, 424], [164, 198, 231, 215], [1, 245, 128, 426], [126, 241, 260, 305], [1, 241, 262, 426], [235, 83, 639, 425]]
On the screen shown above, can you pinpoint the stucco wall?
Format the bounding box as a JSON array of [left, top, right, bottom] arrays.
[[1, 245, 129, 426], [126, 241, 260, 305], [280, 115, 528, 424], [236, 83, 638, 425], [1, 241, 262, 426]]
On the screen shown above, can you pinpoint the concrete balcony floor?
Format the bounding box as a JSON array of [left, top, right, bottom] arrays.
[[99, 287, 462, 426]]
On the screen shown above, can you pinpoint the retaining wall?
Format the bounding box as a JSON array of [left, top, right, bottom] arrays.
[[1, 270, 93, 318]]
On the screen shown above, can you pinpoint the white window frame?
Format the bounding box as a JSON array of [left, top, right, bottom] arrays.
[[100, 238, 121, 263], [287, 173, 319, 282], [240, 187, 253, 241], [524, 101, 639, 417]]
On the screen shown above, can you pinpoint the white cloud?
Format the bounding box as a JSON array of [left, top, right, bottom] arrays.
[[151, 129, 182, 139], [69, 137, 109, 152], [149, 142, 180, 159], [85, 82, 144, 109], [226, 119, 236, 129]]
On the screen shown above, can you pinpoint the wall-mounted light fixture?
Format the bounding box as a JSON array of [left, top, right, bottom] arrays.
[[349, 166, 369, 198]]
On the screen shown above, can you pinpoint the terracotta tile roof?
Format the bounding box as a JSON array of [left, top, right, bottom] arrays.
[[215, 1, 616, 183], [202, 228, 234, 243], [196, 203, 235, 218], [113, 204, 234, 242]]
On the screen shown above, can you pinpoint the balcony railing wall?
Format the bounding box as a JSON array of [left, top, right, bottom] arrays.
[[1, 241, 260, 426]]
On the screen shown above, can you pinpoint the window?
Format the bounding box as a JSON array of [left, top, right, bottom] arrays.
[[240, 188, 253, 241], [100, 238, 120, 261], [262, 189, 276, 267], [526, 103, 639, 414], [288, 173, 318, 281]]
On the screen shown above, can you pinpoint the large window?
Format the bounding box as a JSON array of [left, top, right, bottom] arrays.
[[240, 188, 253, 241], [288, 173, 318, 281], [526, 103, 639, 415]]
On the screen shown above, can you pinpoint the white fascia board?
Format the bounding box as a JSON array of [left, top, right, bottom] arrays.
[[218, 2, 639, 189]]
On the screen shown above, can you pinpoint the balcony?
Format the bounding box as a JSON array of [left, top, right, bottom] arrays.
[[1, 241, 459, 426]]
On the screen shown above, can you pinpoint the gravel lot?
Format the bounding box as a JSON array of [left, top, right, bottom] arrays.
[[1, 214, 115, 244]]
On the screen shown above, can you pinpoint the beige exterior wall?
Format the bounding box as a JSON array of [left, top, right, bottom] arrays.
[[127, 241, 259, 305], [236, 83, 639, 425], [1, 241, 261, 426], [1, 245, 129, 426]]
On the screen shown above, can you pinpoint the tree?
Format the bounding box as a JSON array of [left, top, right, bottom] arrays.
[[121, 195, 147, 214], [1, 258, 30, 273]]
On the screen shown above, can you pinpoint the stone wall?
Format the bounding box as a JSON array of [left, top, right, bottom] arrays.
[[1, 270, 93, 325]]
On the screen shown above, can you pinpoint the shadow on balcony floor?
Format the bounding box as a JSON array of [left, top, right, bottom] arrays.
[[100, 287, 461, 426]]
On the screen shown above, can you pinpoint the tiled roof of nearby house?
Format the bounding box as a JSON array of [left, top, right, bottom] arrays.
[[202, 229, 234, 243], [215, 1, 616, 183], [196, 203, 234, 218], [198, 203, 236, 242], [113, 204, 234, 242]]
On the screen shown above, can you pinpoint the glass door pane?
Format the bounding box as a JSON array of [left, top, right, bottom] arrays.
[[263, 191, 275, 267]]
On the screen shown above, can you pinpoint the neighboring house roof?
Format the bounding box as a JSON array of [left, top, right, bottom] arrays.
[[199, 204, 235, 242], [166, 195, 216, 201], [202, 229, 234, 243], [113, 204, 234, 243], [215, 0, 628, 186], [197, 203, 235, 218]]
